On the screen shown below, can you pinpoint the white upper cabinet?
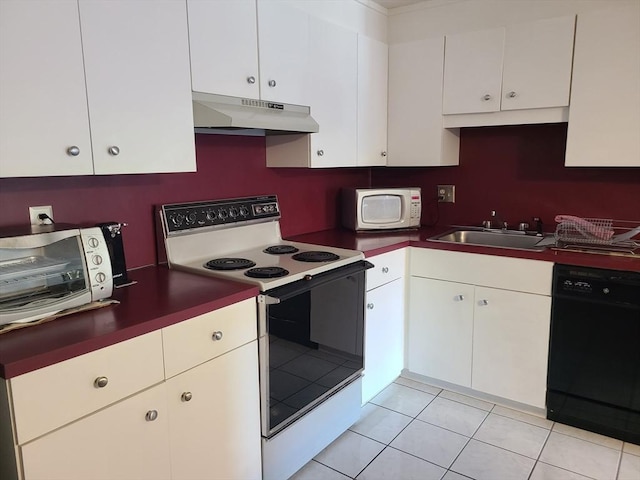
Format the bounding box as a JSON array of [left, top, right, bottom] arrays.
[[387, 37, 459, 166], [257, 0, 310, 106], [306, 17, 358, 167], [81, 0, 195, 175], [565, 4, 640, 167], [0, 0, 196, 178], [187, 0, 259, 99], [357, 35, 388, 167], [443, 27, 505, 115], [443, 15, 575, 118], [0, 0, 93, 177]]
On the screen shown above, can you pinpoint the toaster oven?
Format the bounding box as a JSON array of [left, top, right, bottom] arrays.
[[0, 226, 113, 326]]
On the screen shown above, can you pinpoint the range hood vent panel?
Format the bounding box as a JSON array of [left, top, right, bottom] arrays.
[[192, 92, 319, 134]]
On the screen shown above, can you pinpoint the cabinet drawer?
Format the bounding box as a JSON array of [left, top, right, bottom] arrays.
[[366, 248, 406, 290], [10, 331, 164, 444], [410, 248, 552, 295], [162, 299, 257, 378]]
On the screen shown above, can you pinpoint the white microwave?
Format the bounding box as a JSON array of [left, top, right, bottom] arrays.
[[341, 188, 422, 231], [0, 226, 113, 326]]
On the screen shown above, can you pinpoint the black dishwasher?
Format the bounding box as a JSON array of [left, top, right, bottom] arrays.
[[547, 264, 640, 443]]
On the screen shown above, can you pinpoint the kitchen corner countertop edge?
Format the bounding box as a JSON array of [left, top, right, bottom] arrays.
[[0, 265, 259, 379], [287, 227, 640, 271]]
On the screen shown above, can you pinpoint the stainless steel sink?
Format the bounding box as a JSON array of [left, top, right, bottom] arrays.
[[429, 228, 553, 251]]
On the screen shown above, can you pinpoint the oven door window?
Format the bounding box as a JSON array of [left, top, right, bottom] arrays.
[[262, 262, 368, 437], [0, 235, 88, 317]]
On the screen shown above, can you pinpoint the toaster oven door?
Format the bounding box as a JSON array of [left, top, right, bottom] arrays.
[[0, 230, 92, 325]]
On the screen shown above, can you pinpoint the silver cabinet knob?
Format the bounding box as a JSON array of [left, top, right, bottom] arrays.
[[212, 331, 223, 341], [381, 151, 387, 157], [181, 392, 193, 402], [455, 295, 465, 301], [479, 299, 489, 306], [382, 267, 389, 273], [67, 146, 80, 156], [268, 79, 276, 87], [482, 94, 492, 101], [247, 76, 256, 84], [317, 149, 324, 156], [94, 376, 108, 388], [145, 410, 158, 422], [507, 91, 517, 98], [108, 146, 120, 156], [366, 303, 374, 310]]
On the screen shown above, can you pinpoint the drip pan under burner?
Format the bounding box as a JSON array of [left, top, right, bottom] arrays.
[[292, 251, 340, 262], [204, 258, 256, 271], [245, 267, 289, 278], [263, 245, 300, 255]]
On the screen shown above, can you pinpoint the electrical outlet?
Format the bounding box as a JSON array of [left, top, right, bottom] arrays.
[[29, 206, 54, 225], [437, 185, 455, 203]]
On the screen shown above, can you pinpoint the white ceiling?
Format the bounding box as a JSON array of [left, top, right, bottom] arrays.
[[372, 0, 426, 9]]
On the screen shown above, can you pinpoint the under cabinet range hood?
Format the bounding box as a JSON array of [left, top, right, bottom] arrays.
[[192, 92, 319, 135]]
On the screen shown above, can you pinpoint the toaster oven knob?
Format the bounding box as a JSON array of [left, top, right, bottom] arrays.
[[95, 272, 107, 283], [94, 376, 109, 388], [92, 255, 103, 266], [88, 237, 100, 248]]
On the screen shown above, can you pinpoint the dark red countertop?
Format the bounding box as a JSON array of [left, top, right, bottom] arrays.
[[0, 265, 258, 379], [288, 227, 640, 272]]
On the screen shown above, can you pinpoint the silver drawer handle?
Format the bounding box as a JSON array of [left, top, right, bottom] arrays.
[[108, 146, 120, 156], [455, 295, 465, 301], [181, 392, 193, 402], [482, 94, 492, 101], [268, 79, 276, 87], [317, 149, 324, 156], [507, 91, 517, 98], [367, 303, 374, 310], [145, 410, 158, 422], [212, 331, 223, 341], [247, 76, 256, 84], [67, 146, 80, 156], [479, 299, 489, 306], [94, 376, 108, 388], [381, 151, 387, 157], [382, 267, 389, 273]]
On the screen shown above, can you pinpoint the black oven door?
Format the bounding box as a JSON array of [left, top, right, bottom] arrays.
[[258, 260, 373, 438]]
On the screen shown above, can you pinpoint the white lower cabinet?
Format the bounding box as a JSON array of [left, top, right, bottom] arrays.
[[21, 383, 171, 480], [407, 248, 552, 409], [472, 286, 551, 408], [166, 341, 261, 480], [362, 249, 406, 403], [408, 277, 473, 388]]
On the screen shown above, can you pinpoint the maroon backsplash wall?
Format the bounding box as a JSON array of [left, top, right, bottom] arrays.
[[373, 124, 640, 230], [1, 124, 639, 269], [0, 135, 371, 268]]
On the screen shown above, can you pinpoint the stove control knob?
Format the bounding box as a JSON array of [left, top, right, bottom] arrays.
[[229, 207, 238, 218], [206, 209, 217, 222], [186, 212, 197, 225], [171, 213, 185, 227], [239, 206, 249, 217], [218, 209, 228, 220]]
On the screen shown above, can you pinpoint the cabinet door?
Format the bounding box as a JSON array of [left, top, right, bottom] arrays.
[[167, 341, 262, 480], [362, 278, 405, 403], [443, 27, 504, 114], [188, 0, 259, 99], [408, 277, 474, 387], [565, 4, 640, 167], [0, 0, 93, 177], [21, 383, 171, 480], [79, 0, 195, 174], [357, 35, 388, 167], [307, 17, 358, 167], [387, 37, 459, 166], [472, 286, 551, 408], [501, 16, 575, 111], [257, 0, 309, 105]]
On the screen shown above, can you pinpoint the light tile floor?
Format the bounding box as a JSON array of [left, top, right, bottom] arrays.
[[290, 377, 640, 480]]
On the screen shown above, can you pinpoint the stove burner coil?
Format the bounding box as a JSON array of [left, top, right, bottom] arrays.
[[245, 267, 289, 278], [263, 245, 300, 255], [204, 258, 256, 271], [292, 251, 340, 262]]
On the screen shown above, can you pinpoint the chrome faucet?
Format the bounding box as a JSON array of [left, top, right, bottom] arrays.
[[484, 210, 508, 230]]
